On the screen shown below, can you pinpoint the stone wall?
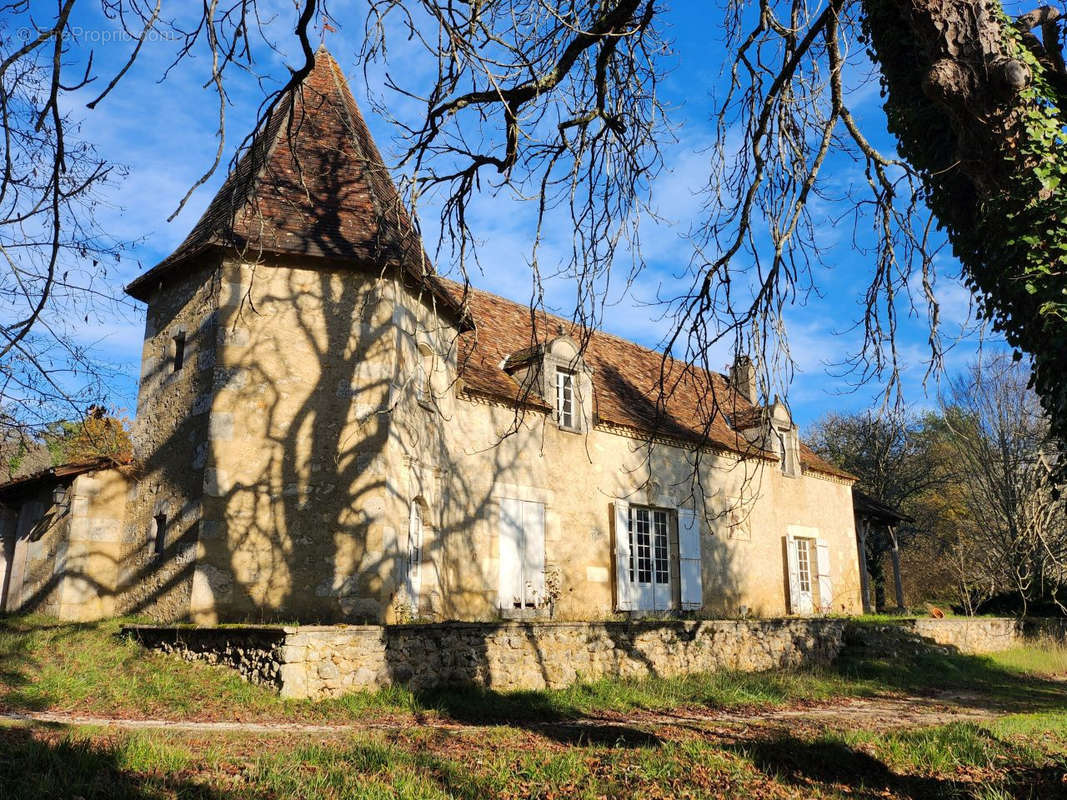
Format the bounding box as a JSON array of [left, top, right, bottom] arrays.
[[843, 617, 1067, 657], [122, 259, 221, 621], [127, 616, 1067, 700], [128, 618, 846, 698], [125, 624, 286, 689]]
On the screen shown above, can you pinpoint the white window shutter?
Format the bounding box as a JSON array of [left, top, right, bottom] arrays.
[[613, 500, 633, 611], [785, 535, 801, 614], [559, 369, 567, 426], [405, 502, 423, 613], [498, 498, 523, 609], [816, 539, 833, 613], [523, 501, 546, 606], [678, 508, 702, 610]]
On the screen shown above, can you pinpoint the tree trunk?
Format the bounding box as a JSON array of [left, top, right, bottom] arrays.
[[862, 0, 1067, 442]]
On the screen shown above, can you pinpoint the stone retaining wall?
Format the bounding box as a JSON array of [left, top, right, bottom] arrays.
[[842, 617, 1067, 658], [125, 625, 287, 689], [907, 617, 1024, 654], [127, 618, 846, 698], [124, 616, 1067, 700]]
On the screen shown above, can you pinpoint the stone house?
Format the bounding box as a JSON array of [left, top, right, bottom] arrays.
[[0, 47, 862, 624]]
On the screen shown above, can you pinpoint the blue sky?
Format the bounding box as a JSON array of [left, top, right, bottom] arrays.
[[40, 0, 1008, 430]]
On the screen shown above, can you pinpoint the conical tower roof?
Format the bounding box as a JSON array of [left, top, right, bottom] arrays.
[[127, 47, 465, 323]]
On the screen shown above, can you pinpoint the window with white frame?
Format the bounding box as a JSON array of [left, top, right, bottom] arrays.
[[795, 537, 812, 594], [630, 506, 669, 586], [613, 503, 702, 613], [555, 368, 576, 430], [785, 529, 833, 615]]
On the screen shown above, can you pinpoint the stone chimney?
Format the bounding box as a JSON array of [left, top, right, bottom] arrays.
[[729, 355, 758, 404]]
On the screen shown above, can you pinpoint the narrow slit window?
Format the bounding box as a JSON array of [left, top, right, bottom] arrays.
[[153, 514, 167, 555], [172, 333, 186, 372], [555, 369, 575, 429]]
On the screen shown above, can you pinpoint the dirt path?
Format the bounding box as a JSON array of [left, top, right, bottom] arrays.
[[0, 693, 1004, 736]]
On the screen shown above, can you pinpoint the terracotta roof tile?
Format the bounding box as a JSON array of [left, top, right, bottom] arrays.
[[445, 280, 852, 480]]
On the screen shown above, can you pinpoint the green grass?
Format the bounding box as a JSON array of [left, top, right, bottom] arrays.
[[3, 712, 1066, 800], [4, 613, 1067, 727], [6, 612, 1067, 798], [0, 614, 425, 722], [0, 614, 884, 724], [989, 639, 1067, 677]]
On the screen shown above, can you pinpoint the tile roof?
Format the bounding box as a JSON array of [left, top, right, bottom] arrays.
[[852, 489, 913, 524], [126, 47, 467, 325], [444, 280, 853, 480], [0, 457, 124, 500]]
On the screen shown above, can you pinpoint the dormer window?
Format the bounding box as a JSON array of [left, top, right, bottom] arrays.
[[555, 369, 576, 429], [775, 425, 800, 477], [503, 334, 592, 433]]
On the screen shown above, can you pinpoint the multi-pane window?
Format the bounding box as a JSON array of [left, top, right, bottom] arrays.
[[555, 369, 575, 429], [629, 506, 670, 587], [796, 537, 812, 594]]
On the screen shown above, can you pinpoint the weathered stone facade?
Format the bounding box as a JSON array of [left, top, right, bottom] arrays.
[[0, 466, 129, 620], [127, 616, 1067, 699], [128, 618, 847, 697], [120, 260, 221, 620]]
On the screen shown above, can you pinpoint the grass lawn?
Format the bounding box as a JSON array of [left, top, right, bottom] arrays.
[[1, 613, 1066, 798]]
